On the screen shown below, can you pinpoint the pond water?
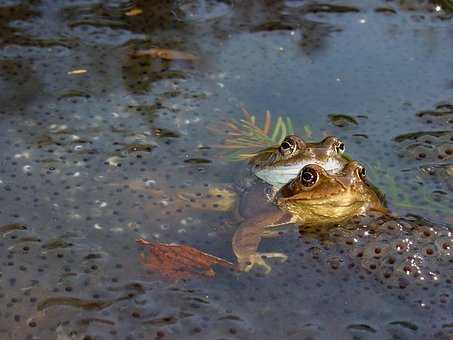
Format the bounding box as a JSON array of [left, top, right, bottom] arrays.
[[0, 0, 452, 339]]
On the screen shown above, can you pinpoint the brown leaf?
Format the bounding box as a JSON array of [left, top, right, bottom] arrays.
[[137, 239, 233, 281], [133, 48, 199, 61]]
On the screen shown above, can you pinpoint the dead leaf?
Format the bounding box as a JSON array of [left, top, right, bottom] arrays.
[[133, 48, 199, 61], [137, 238, 233, 281], [125, 8, 143, 16]]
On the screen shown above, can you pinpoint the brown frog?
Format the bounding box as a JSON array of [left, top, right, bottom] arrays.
[[237, 135, 349, 220], [233, 161, 387, 273], [249, 135, 347, 189]]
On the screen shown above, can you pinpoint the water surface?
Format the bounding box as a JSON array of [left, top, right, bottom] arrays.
[[0, 1, 452, 339]]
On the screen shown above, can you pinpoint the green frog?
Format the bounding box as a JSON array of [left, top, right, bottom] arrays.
[[233, 161, 387, 273]]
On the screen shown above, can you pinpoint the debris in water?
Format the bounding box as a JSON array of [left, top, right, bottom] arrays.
[[137, 238, 233, 281]]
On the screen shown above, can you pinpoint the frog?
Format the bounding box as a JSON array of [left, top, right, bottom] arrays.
[[236, 135, 349, 221], [249, 135, 347, 190], [232, 161, 387, 273]]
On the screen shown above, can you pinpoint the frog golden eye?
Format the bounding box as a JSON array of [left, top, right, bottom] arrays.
[[300, 168, 318, 187], [336, 142, 345, 153]]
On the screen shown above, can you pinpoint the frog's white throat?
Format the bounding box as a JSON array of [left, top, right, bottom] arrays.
[[254, 159, 344, 189]]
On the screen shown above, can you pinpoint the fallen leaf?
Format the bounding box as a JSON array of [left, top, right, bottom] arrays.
[[137, 238, 233, 281], [133, 48, 199, 61], [125, 8, 143, 16]]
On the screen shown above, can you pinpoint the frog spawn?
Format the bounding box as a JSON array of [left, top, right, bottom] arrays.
[[305, 215, 453, 291], [0, 226, 253, 339], [1, 0, 453, 339], [389, 103, 453, 222], [395, 103, 453, 166]]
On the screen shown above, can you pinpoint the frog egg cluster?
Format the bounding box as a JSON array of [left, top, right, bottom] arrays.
[[394, 103, 453, 162], [416, 103, 453, 128], [396, 131, 453, 162], [0, 225, 252, 339], [326, 216, 453, 289], [0, 54, 228, 340]]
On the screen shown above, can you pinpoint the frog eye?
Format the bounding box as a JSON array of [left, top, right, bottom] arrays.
[[281, 141, 292, 150], [336, 142, 345, 153], [333, 140, 345, 154], [280, 138, 297, 155], [357, 166, 366, 180], [300, 168, 318, 187]]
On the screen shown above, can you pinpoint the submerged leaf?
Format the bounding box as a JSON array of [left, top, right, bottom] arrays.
[[137, 239, 233, 281]]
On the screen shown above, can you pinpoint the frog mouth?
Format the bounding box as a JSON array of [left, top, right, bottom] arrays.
[[254, 159, 344, 189]]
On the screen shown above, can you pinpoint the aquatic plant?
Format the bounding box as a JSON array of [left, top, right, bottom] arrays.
[[213, 108, 300, 161]]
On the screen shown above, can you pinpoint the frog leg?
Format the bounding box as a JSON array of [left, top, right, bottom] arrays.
[[233, 210, 294, 273], [242, 252, 289, 273]]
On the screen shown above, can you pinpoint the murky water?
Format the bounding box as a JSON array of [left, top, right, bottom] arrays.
[[0, 0, 452, 339]]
